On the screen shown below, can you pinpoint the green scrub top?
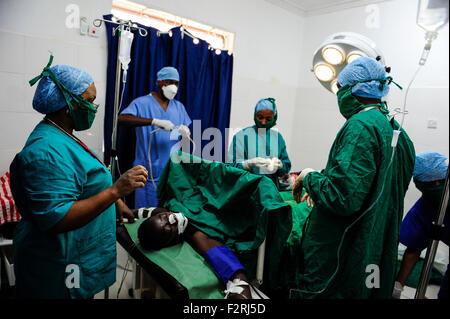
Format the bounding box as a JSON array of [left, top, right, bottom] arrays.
[[227, 125, 291, 188], [293, 109, 415, 299], [10, 122, 117, 299]]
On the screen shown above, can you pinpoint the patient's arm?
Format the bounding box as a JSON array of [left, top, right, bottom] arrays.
[[185, 228, 252, 299]]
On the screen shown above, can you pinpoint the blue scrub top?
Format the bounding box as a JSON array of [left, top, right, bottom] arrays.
[[400, 196, 449, 250], [120, 94, 191, 208], [10, 122, 116, 299]]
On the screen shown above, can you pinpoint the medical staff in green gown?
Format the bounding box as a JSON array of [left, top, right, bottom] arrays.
[[9, 55, 147, 299], [291, 57, 415, 299], [227, 98, 291, 189]]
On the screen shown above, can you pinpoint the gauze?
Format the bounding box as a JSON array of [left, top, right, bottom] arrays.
[[162, 84, 178, 100], [168, 213, 188, 234]]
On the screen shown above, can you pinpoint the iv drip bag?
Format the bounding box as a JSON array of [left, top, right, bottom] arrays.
[[417, 0, 449, 33], [119, 29, 134, 71]]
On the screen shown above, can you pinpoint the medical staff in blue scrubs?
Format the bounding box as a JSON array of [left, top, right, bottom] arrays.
[[393, 151, 449, 299], [118, 66, 192, 208], [10, 56, 148, 299]]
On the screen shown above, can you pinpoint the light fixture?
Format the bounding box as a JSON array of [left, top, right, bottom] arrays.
[[346, 50, 366, 64], [331, 79, 339, 94], [313, 63, 335, 82], [312, 32, 385, 94], [322, 45, 345, 65]]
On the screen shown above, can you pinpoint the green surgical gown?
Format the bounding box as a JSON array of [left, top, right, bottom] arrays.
[[10, 122, 117, 299], [227, 125, 291, 189], [294, 109, 415, 299]]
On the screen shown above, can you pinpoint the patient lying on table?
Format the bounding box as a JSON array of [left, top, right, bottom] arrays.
[[134, 207, 263, 299]]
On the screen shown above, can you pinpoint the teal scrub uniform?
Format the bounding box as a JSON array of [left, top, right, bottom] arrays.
[[227, 126, 291, 189], [10, 122, 117, 299]]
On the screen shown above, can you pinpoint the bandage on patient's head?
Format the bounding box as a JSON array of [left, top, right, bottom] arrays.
[[137, 208, 184, 251]]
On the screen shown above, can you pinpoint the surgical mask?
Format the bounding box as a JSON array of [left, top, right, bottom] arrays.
[[414, 180, 445, 206], [29, 54, 97, 131], [336, 76, 401, 120], [67, 95, 97, 131], [162, 84, 178, 100], [168, 212, 188, 234]]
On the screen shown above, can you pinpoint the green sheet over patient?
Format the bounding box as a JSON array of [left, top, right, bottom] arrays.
[[124, 152, 312, 298], [156, 151, 292, 291]]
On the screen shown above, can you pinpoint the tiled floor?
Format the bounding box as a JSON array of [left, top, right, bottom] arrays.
[[401, 284, 441, 299]]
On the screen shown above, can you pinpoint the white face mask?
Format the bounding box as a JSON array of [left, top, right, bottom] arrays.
[[162, 84, 178, 100], [168, 212, 189, 234]]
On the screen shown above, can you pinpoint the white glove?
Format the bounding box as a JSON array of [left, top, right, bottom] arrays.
[[177, 125, 191, 137], [152, 119, 175, 131], [265, 157, 283, 174], [392, 281, 403, 299], [298, 168, 316, 182], [242, 157, 271, 170]]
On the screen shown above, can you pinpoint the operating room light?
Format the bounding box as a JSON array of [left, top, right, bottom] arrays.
[[322, 45, 345, 65], [312, 32, 385, 94], [314, 63, 335, 82], [330, 79, 339, 94], [347, 51, 365, 64]]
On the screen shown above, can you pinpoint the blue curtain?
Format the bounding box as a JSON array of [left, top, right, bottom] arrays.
[[103, 14, 234, 187]]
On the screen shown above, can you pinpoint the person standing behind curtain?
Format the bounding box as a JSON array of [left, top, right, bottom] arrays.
[[118, 66, 192, 209], [227, 98, 291, 189]]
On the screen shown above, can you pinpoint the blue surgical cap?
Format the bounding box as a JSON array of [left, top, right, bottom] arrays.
[[337, 56, 389, 99], [156, 66, 179, 82], [32, 64, 93, 114], [255, 99, 275, 113], [413, 151, 448, 182]]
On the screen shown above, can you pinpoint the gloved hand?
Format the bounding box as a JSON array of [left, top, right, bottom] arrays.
[[265, 157, 283, 174], [152, 119, 175, 131], [298, 168, 316, 182], [392, 281, 404, 299], [242, 157, 271, 170], [177, 125, 191, 137], [292, 168, 316, 203]]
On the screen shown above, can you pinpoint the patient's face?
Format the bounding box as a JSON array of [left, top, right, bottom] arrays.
[[151, 211, 181, 247]]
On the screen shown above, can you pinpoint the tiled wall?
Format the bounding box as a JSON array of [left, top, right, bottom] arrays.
[[0, 0, 111, 174]]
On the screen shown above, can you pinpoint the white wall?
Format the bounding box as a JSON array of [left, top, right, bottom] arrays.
[[291, 0, 449, 213], [0, 0, 111, 174]]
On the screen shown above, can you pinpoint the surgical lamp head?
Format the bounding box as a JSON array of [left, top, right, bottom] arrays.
[[312, 32, 389, 94]]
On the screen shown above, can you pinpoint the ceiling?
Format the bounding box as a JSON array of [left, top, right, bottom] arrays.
[[264, 0, 391, 17]]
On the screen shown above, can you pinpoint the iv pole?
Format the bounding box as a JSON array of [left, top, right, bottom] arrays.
[[93, 18, 148, 182], [415, 166, 449, 299], [92, 17, 148, 299]]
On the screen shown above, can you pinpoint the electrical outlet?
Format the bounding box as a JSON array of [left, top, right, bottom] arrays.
[[80, 17, 88, 35], [427, 119, 438, 129]]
